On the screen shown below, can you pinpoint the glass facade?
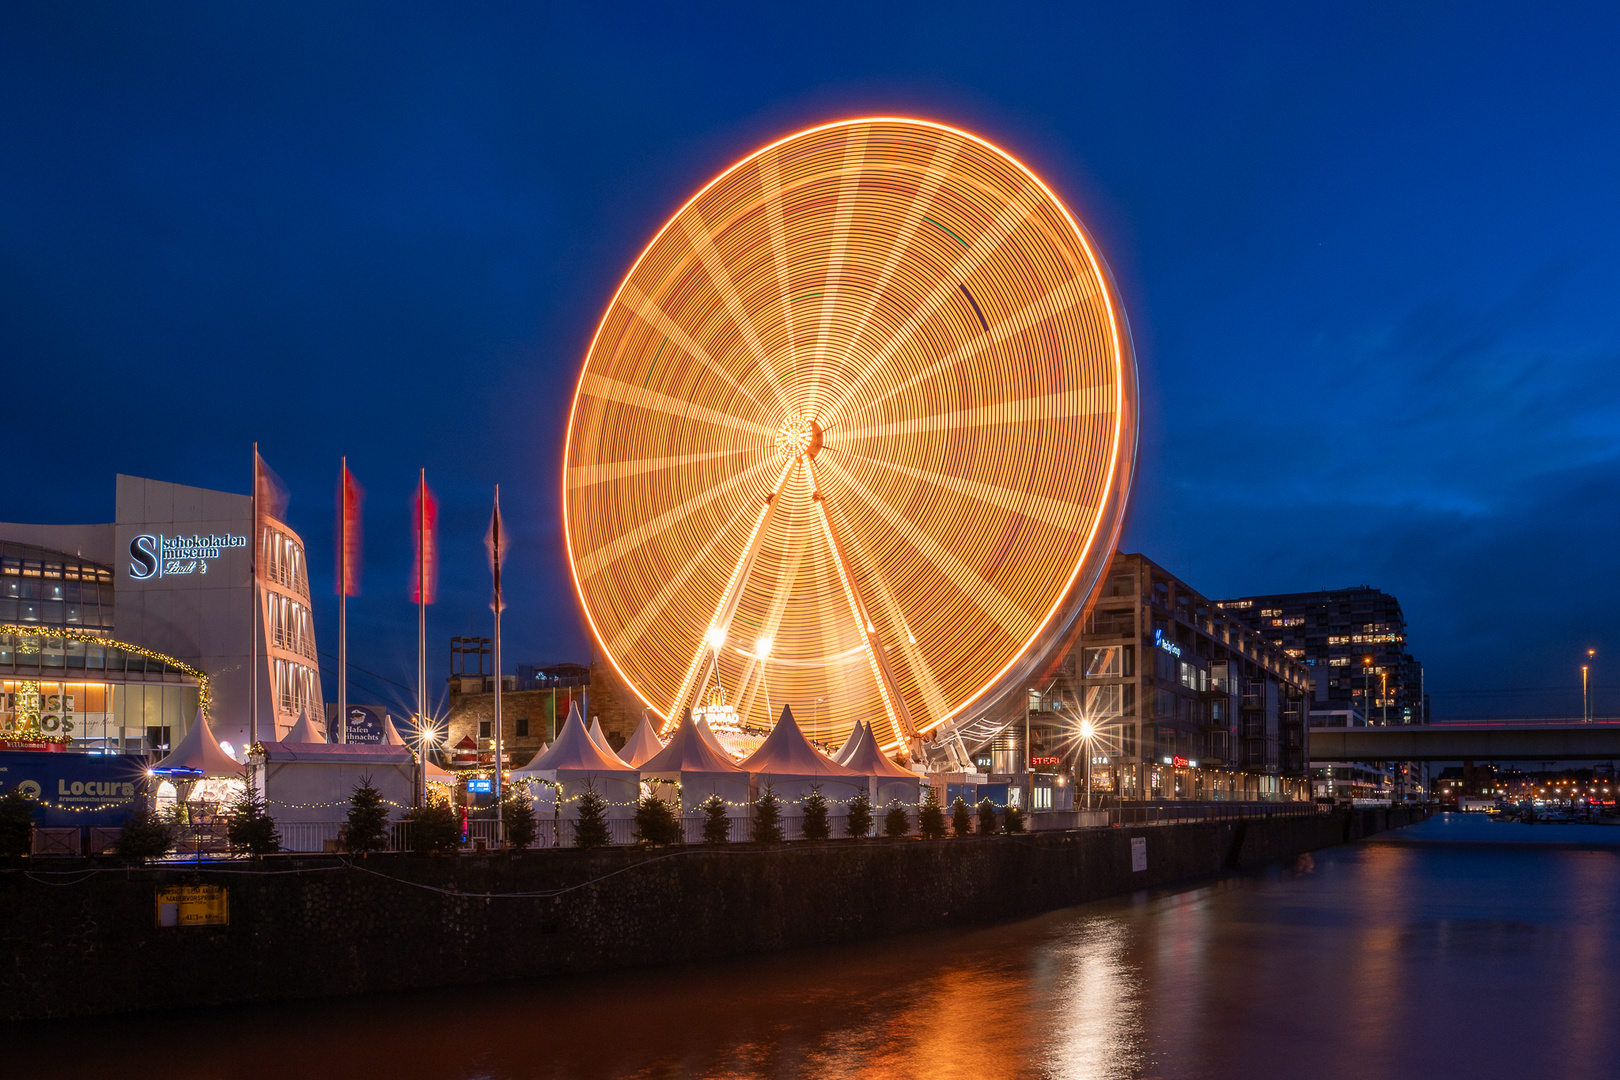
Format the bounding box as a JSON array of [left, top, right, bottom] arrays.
[[0, 543, 116, 631]]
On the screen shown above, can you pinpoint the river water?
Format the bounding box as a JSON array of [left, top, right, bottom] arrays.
[[13, 813, 1620, 1079]]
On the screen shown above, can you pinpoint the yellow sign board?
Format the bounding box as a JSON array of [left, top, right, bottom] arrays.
[[155, 885, 229, 927]]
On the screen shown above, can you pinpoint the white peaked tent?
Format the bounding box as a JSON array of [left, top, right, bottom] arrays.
[[511, 702, 637, 819], [840, 720, 922, 808], [587, 716, 616, 757], [618, 713, 666, 768], [283, 709, 327, 744], [382, 716, 409, 746], [153, 711, 243, 779], [640, 708, 752, 816], [738, 705, 866, 810], [833, 721, 869, 766], [694, 715, 732, 759]]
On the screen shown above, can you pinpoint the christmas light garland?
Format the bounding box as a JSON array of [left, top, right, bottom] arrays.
[[0, 625, 212, 718]]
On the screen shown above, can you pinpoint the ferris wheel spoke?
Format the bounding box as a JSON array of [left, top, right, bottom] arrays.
[[679, 211, 792, 414], [621, 283, 775, 422], [816, 454, 1030, 639], [806, 128, 870, 414], [830, 136, 961, 382], [575, 454, 777, 582], [567, 447, 751, 491], [667, 459, 797, 721], [806, 458, 917, 745], [578, 371, 773, 441], [844, 278, 1102, 425], [828, 499, 951, 724], [844, 447, 1098, 538], [757, 147, 802, 390], [841, 382, 1111, 445], [820, 185, 1044, 427], [734, 498, 809, 727], [604, 488, 777, 664]]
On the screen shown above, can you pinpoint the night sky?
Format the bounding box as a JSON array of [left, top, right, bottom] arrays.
[[4, 4, 1617, 722]]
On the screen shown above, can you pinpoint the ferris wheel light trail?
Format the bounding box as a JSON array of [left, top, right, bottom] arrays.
[[666, 457, 797, 730], [807, 456, 918, 745], [563, 117, 1138, 752]]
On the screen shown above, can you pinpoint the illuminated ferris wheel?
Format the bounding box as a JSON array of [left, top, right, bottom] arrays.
[[564, 118, 1137, 751]]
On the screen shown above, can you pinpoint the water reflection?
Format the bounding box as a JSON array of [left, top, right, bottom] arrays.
[[7, 815, 1619, 1079]]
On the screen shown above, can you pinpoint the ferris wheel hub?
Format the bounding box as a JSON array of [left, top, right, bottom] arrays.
[[775, 415, 823, 460]]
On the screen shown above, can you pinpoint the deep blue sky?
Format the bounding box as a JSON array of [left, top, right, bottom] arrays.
[[3, 3, 1617, 721]]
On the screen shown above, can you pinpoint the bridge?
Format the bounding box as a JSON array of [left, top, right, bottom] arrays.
[[1308, 722, 1620, 762]]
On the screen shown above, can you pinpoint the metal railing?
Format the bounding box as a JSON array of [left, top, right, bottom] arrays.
[[1107, 801, 1318, 827]]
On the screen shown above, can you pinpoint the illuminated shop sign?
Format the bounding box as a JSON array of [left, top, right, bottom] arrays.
[[1152, 628, 1182, 657], [128, 533, 248, 580], [1029, 756, 1060, 766], [466, 778, 493, 794], [1162, 755, 1197, 768]]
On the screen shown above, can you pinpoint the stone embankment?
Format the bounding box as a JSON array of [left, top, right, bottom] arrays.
[[0, 805, 1427, 1021]]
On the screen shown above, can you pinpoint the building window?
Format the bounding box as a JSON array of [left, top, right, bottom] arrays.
[[1084, 646, 1122, 677], [478, 720, 492, 740], [516, 714, 529, 737], [1085, 684, 1122, 717]]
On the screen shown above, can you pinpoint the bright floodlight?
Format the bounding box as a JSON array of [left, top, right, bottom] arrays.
[[1079, 720, 1096, 740], [755, 635, 773, 657], [706, 625, 727, 650]]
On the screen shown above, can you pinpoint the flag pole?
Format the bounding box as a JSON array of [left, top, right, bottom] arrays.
[[417, 468, 428, 807], [491, 483, 504, 835], [250, 442, 259, 744], [338, 456, 347, 745]]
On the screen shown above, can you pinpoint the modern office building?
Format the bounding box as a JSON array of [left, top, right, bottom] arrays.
[[1216, 584, 1429, 799], [933, 552, 1313, 802], [1, 474, 323, 754], [1215, 585, 1427, 725]]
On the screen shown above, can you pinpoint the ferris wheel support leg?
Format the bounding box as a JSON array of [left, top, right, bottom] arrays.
[[807, 461, 920, 749], [665, 460, 796, 730]]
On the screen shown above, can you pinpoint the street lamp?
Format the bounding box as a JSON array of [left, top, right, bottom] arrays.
[[1584, 649, 1596, 722], [1078, 718, 1096, 810]]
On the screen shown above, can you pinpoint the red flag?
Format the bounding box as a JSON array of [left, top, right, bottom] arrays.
[[484, 485, 508, 613], [336, 463, 364, 596], [255, 451, 289, 524], [254, 449, 289, 585], [410, 473, 438, 605]]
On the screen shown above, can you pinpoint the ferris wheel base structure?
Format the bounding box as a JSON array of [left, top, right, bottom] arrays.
[[564, 117, 1138, 757]]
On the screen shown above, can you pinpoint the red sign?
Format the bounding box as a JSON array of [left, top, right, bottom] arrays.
[[0, 740, 67, 753], [1171, 755, 1190, 768], [1029, 756, 1060, 766]]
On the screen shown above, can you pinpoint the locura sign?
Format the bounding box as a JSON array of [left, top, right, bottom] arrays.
[[128, 533, 248, 580]]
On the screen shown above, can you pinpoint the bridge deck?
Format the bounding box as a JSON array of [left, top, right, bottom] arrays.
[[1309, 724, 1620, 761]]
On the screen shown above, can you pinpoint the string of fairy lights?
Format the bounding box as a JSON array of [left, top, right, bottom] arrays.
[[564, 117, 1134, 755]]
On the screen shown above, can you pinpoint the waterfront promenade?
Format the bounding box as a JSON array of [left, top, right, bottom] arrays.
[[6, 811, 1613, 1079]]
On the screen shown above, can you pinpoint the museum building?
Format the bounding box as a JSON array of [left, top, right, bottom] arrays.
[[1, 473, 323, 756]]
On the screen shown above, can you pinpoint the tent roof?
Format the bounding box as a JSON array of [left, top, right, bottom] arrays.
[[512, 702, 633, 777], [253, 742, 414, 764], [284, 710, 327, 744], [694, 716, 731, 758], [641, 709, 746, 775], [425, 758, 455, 782], [840, 720, 920, 780], [383, 716, 408, 746], [739, 706, 860, 778], [833, 721, 867, 766], [152, 712, 242, 778], [618, 714, 666, 768], [587, 717, 614, 755]]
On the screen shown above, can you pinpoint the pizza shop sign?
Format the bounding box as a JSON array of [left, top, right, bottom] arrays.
[[128, 533, 247, 580]]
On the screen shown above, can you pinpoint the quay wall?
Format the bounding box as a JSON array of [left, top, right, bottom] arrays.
[[0, 806, 1427, 1021]]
